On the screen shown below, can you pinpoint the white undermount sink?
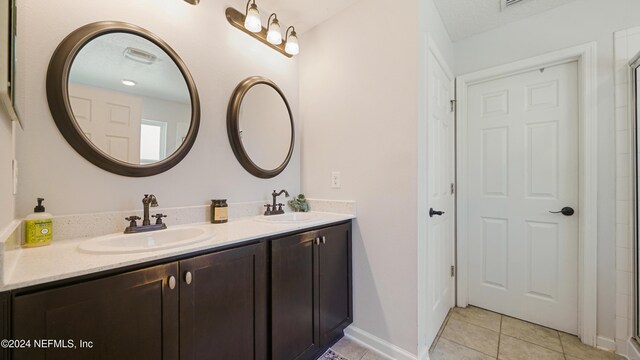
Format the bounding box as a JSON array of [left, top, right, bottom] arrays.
[[254, 212, 321, 224], [78, 225, 217, 254]]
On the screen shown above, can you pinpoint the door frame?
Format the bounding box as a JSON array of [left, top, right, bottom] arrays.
[[455, 42, 598, 345]]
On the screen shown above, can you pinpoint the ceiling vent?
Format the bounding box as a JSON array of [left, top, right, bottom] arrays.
[[502, 0, 525, 10], [123, 47, 157, 65]]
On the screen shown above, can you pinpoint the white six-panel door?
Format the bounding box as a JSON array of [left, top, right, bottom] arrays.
[[69, 84, 142, 164], [426, 48, 456, 347], [466, 61, 579, 334]]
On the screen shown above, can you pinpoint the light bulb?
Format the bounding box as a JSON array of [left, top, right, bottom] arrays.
[[285, 30, 299, 55], [267, 17, 282, 45], [244, 3, 262, 33]]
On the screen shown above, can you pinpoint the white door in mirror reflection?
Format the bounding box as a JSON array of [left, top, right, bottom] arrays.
[[239, 84, 292, 170], [69, 84, 142, 163]]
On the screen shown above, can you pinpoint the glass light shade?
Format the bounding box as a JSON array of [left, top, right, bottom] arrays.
[[244, 4, 262, 33], [267, 20, 282, 45], [285, 32, 299, 55]]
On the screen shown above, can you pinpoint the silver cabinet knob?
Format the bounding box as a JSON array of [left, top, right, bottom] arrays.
[[322, 236, 326, 244], [185, 271, 193, 285], [168, 275, 176, 290]]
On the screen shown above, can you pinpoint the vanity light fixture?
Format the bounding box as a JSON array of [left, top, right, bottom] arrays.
[[225, 4, 298, 58], [244, 0, 262, 33], [284, 26, 299, 55], [266, 14, 282, 45], [284, 26, 300, 55], [121, 79, 137, 87]]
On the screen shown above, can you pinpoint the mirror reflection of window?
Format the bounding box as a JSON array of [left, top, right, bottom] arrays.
[[140, 119, 167, 164]]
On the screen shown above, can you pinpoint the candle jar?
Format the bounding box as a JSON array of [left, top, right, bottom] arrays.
[[211, 199, 228, 224]]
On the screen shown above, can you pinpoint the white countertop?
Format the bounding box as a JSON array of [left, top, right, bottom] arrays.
[[2, 212, 354, 292]]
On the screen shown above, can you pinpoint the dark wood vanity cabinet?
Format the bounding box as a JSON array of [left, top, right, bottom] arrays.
[[13, 263, 180, 360], [12, 242, 267, 360], [179, 243, 266, 360], [271, 222, 352, 360], [8, 221, 351, 360]]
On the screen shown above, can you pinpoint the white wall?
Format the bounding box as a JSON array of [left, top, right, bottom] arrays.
[[0, 111, 15, 231], [300, 0, 420, 357], [453, 0, 640, 343], [14, 0, 300, 216]]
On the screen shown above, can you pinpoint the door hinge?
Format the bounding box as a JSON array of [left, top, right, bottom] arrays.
[[450, 99, 456, 112], [451, 265, 455, 277], [450, 183, 455, 195]]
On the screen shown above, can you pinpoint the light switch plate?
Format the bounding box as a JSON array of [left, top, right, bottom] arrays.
[[331, 171, 341, 189]]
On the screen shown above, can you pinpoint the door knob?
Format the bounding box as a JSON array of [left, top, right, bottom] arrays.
[[549, 207, 575, 216], [429, 208, 445, 217]]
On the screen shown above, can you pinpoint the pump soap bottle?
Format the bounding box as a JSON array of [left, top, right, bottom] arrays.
[[23, 198, 53, 248]]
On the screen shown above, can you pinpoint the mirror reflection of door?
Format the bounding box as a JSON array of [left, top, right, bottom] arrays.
[[67, 32, 192, 165], [69, 84, 142, 163]]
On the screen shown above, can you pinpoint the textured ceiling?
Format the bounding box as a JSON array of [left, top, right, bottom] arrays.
[[69, 33, 190, 104], [434, 0, 579, 41], [252, 0, 362, 34]]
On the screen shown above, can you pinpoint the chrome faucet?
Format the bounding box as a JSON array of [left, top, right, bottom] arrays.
[[265, 190, 289, 216], [124, 194, 167, 234]]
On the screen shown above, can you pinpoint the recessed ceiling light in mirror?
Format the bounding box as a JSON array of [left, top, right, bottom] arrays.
[[121, 79, 137, 87]]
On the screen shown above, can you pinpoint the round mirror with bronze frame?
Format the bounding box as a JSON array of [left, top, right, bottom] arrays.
[[47, 21, 200, 177], [227, 76, 294, 179]]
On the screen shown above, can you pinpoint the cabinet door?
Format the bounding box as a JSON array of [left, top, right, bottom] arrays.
[[13, 263, 179, 360], [180, 242, 267, 360], [271, 231, 320, 360], [318, 223, 353, 345], [0, 292, 9, 360]]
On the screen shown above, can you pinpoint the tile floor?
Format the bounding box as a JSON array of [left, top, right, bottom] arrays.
[[328, 338, 388, 360], [430, 306, 625, 360], [327, 306, 626, 360]]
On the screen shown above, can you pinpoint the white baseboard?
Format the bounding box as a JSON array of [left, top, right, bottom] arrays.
[[597, 336, 616, 352], [627, 338, 640, 360], [417, 346, 430, 360], [344, 326, 418, 360]]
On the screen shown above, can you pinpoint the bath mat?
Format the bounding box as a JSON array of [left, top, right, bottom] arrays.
[[317, 349, 349, 360]]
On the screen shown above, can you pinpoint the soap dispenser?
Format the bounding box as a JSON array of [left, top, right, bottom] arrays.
[[23, 198, 53, 248]]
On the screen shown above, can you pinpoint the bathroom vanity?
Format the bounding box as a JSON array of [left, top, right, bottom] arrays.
[[1, 216, 352, 360]]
